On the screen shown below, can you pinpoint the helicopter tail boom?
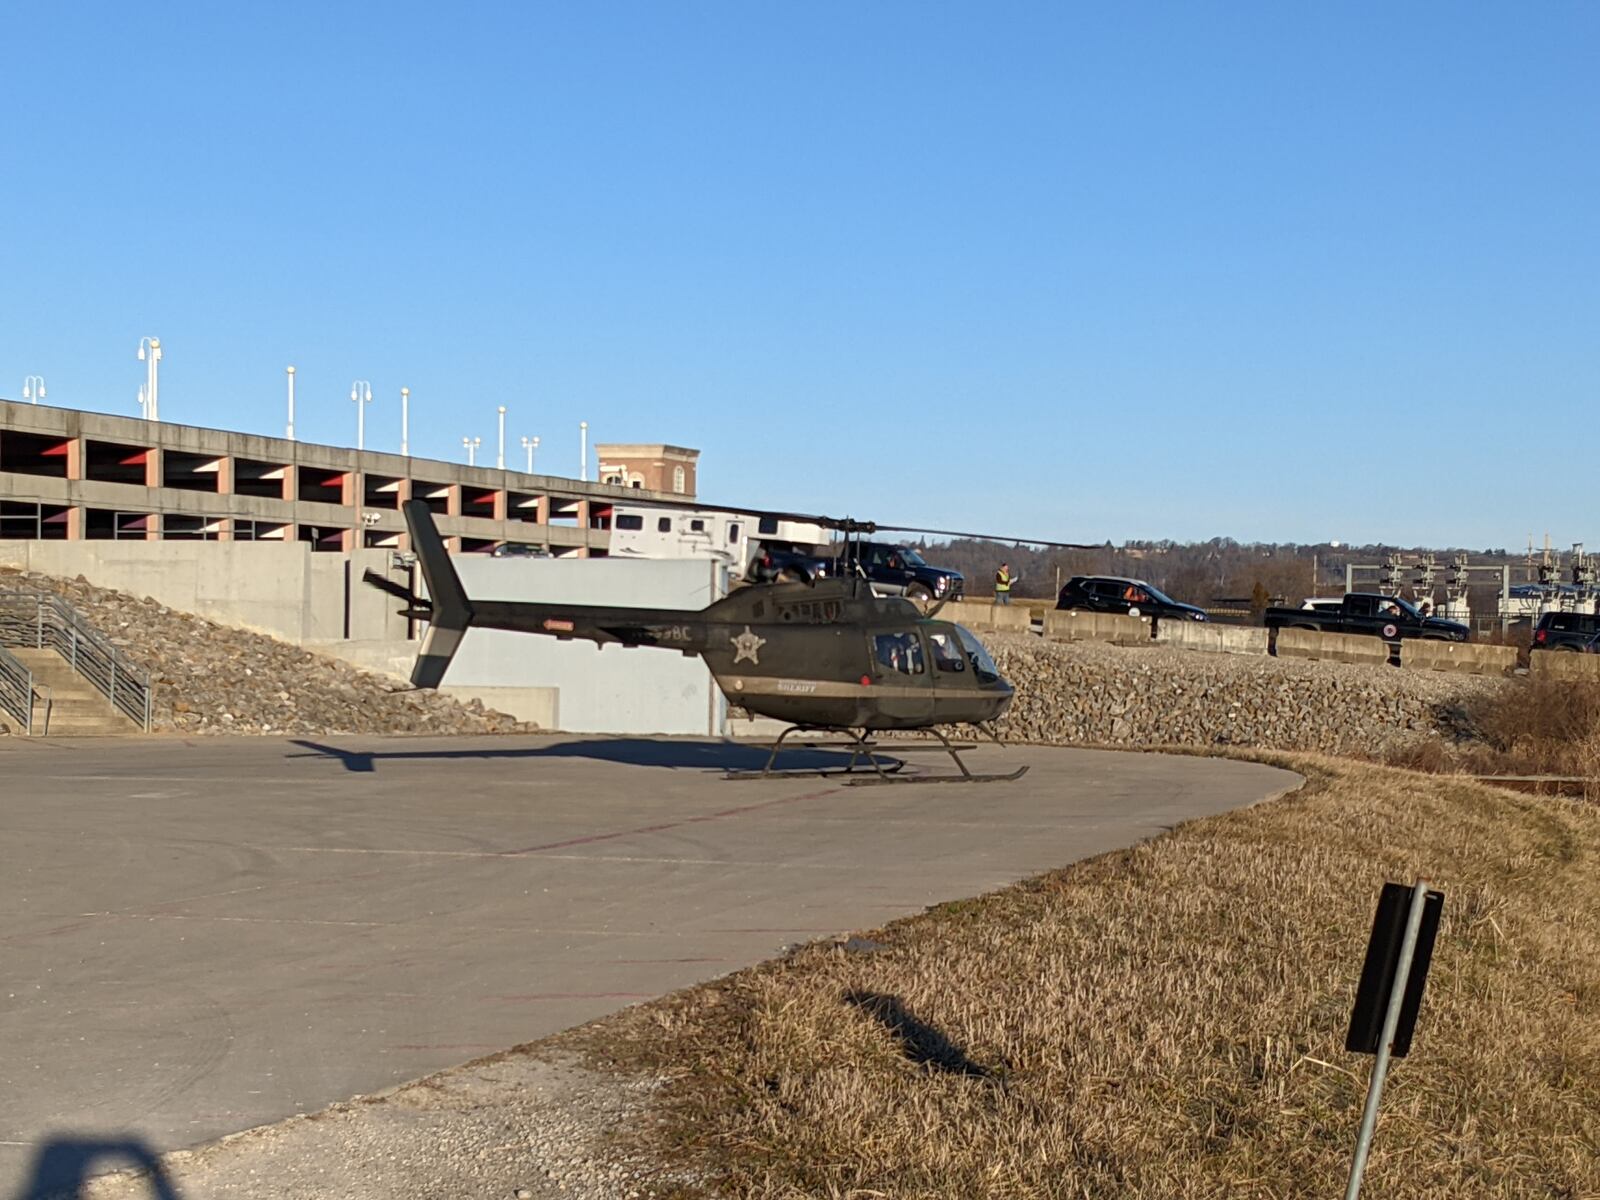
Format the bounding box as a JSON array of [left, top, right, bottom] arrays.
[[403, 499, 476, 688]]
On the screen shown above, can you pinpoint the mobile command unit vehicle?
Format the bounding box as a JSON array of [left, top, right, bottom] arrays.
[[608, 506, 831, 583]]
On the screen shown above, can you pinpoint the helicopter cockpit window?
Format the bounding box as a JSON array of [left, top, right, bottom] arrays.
[[953, 625, 1000, 683], [874, 632, 926, 676], [928, 630, 966, 672]]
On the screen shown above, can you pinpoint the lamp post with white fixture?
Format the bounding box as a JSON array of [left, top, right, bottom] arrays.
[[22, 375, 45, 404], [520, 435, 539, 473], [580, 421, 588, 481], [350, 380, 372, 450], [286, 366, 296, 440], [400, 388, 410, 456], [462, 436, 481, 466], [497, 406, 507, 469], [136, 337, 162, 421]]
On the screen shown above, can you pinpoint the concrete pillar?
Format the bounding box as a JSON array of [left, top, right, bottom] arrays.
[[215, 457, 235, 542], [143, 447, 162, 489], [65, 505, 84, 540], [65, 437, 85, 481], [446, 484, 461, 517], [493, 488, 508, 522], [535, 495, 550, 525], [282, 464, 295, 503], [576, 499, 592, 558], [395, 479, 413, 552]]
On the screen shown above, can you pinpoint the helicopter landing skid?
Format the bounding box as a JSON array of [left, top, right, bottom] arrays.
[[723, 725, 1030, 786]]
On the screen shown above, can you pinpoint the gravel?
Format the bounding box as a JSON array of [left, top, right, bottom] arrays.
[[1, 569, 534, 737], [59, 1052, 682, 1200], [980, 632, 1499, 755]]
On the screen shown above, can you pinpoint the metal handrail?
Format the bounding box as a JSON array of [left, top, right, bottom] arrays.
[[0, 642, 33, 735], [0, 587, 153, 732]]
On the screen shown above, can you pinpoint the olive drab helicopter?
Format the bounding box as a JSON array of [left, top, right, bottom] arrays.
[[366, 499, 1097, 784]]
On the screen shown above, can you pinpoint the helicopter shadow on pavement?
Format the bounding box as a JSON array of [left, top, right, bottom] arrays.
[[286, 737, 880, 776], [12, 1136, 183, 1200]]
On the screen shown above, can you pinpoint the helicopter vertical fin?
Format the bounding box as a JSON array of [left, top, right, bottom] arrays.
[[402, 499, 475, 689]]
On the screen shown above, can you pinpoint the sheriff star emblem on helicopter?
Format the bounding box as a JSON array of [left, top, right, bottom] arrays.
[[731, 625, 766, 664]]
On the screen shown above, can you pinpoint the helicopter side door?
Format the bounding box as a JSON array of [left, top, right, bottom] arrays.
[[867, 628, 936, 726]]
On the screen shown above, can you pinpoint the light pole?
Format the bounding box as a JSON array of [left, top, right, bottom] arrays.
[[286, 366, 296, 441], [400, 387, 410, 456], [350, 380, 372, 450], [462, 435, 481, 466], [520, 435, 539, 473], [137, 337, 162, 421], [580, 420, 588, 481], [21, 375, 45, 405], [496, 406, 507, 469]]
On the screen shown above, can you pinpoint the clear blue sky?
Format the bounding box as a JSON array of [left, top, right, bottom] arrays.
[[2, 2, 1595, 549]]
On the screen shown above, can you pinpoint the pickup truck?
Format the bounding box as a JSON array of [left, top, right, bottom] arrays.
[[1263, 593, 1469, 642], [835, 541, 964, 602], [747, 542, 832, 584]]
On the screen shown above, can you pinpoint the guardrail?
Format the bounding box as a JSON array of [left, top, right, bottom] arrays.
[[0, 642, 34, 734], [0, 587, 152, 731]]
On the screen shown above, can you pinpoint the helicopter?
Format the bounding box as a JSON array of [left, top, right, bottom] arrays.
[[366, 499, 1098, 784]]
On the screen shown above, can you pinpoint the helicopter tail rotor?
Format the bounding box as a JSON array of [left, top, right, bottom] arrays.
[[399, 499, 476, 688]]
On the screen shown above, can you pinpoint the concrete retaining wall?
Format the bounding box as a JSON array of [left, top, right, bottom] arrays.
[[1043, 609, 1151, 645], [936, 599, 1033, 633], [1273, 627, 1390, 665], [1401, 640, 1516, 676], [448, 556, 725, 736], [1530, 651, 1600, 681], [0, 540, 405, 643], [1153, 621, 1269, 656]]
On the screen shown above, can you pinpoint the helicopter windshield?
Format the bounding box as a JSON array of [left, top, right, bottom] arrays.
[[952, 625, 1000, 683]]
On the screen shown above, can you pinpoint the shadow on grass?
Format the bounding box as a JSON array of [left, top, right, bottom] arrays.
[[285, 737, 868, 775], [845, 990, 995, 1078], [13, 1136, 182, 1199]]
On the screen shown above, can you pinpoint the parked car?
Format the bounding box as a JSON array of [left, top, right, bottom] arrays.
[[1531, 610, 1600, 652], [836, 542, 964, 601], [491, 542, 549, 558], [1054, 576, 1207, 621], [1263, 593, 1468, 642]]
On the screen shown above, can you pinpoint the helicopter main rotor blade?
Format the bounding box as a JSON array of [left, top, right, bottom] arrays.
[[613, 497, 1104, 549], [867, 524, 1106, 550]]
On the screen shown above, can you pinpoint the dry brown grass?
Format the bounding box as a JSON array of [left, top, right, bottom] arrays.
[[1390, 676, 1600, 787], [579, 757, 1600, 1198]]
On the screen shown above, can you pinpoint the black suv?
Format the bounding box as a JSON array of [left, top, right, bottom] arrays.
[[1056, 575, 1207, 622], [1532, 610, 1600, 652]]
